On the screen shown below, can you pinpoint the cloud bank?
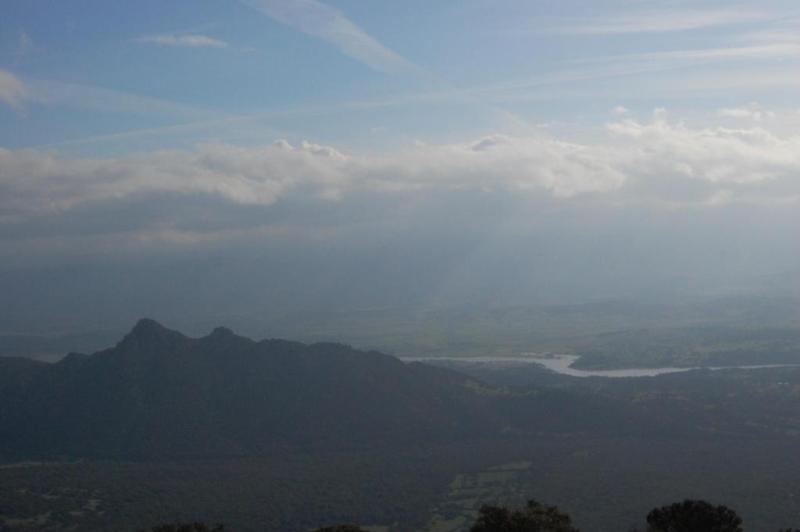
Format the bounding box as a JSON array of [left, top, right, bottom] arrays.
[[2, 111, 799, 227], [2, 110, 799, 323], [718, 104, 776, 121]]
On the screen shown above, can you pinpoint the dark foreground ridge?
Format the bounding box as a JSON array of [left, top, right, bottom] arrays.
[[0, 319, 631, 460], [0, 319, 483, 459]]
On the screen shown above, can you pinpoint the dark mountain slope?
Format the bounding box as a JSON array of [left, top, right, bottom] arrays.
[[0, 319, 654, 461], [0, 320, 511, 459]]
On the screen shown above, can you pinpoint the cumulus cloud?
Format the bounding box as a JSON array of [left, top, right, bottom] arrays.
[[0, 141, 351, 221], [718, 103, 776, 121], [0, 69, 29, 109], [0, 136, 626, 223], [136, 34, 229, 48], [606, 114, 800, 203], [2, 113, 800, 229]]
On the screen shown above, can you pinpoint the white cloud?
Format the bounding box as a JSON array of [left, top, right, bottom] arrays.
[[0, 69, 29, 109], [606, 114, 800, 203], [718, 103, 776, 121], [242, 0, 415, 74], [0, 142, 352, 220], [2, 113, 800, 227], [136, 34, 229, 48]]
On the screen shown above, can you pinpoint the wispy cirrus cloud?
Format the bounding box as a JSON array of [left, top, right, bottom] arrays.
[[28, 79, 224, 120], [633, 42, 800, 62], [15, 30, 35, 63], [0, 69, 29, 110], [242, 0, 415, 74], [136, 33, 229, 48], [546, 8, 770, 35]]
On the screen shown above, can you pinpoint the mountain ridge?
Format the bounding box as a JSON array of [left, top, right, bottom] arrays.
[[0, 319, 652, 462], [0, 319, 504, 460]]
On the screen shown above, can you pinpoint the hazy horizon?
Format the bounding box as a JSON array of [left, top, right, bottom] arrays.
[[2, 0, 800, 334], [4, 5, 800, 530]]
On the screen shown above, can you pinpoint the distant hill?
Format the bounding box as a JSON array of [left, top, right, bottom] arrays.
[[6, 321, 800, 531], [0, 319, 639, 461], [0, 320, 509, 460], [0, 330, 122, 362]]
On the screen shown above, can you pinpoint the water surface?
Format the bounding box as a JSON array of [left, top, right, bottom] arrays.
[[402, 354, 800, 378]]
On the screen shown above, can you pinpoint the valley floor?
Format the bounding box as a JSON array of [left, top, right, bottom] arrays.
[[2, 433, 800, 531]]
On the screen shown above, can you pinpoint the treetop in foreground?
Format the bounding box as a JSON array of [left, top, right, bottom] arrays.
[[146, 497, 800, 531], [147, 523, 224, 532], [646, 499, 743, 532], [470, 499, 580, 532], [313, 526, 369, 532]]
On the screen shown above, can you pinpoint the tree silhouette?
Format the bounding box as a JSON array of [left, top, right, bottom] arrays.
[[470, 499, 579, 532], [646, 500, 742, 532], [147, 524, 224, 532], [313, 526, 369, 532]]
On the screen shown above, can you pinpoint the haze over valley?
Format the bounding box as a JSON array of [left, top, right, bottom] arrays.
[[1, 0, 800, 530]]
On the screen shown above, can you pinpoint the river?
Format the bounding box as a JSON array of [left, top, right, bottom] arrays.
[[401, 354, 800, 378]]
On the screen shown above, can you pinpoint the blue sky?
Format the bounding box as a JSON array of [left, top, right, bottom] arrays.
[[1, 1, 800, 331], [3, 0, 799, 152]]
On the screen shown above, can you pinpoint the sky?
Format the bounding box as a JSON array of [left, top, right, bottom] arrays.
[[1, 0, 800, 332]]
